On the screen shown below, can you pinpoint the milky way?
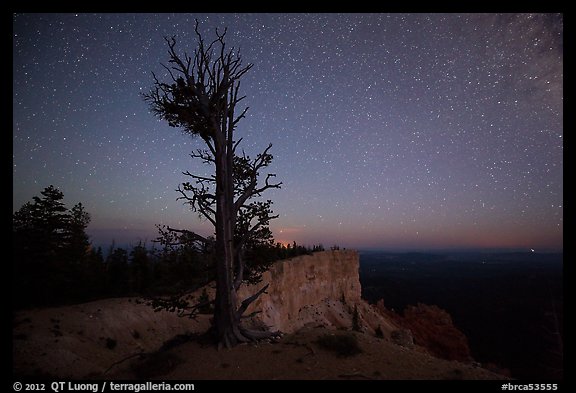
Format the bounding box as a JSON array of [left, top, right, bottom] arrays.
[[13, 13, 563, 251]]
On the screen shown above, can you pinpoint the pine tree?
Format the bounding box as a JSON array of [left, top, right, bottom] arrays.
[[13, 186, 94, 307]]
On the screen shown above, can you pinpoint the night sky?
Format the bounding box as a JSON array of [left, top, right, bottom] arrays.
[[13, 13, 563, 251]]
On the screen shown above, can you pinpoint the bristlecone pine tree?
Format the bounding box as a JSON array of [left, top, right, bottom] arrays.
[[144, 21, 282, 347]]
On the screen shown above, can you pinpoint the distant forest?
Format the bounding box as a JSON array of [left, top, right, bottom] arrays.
[[13, 186, 324, 309]]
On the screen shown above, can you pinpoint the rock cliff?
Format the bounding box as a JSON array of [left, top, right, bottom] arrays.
[[374, 300, 473, 362], [239, 250, 361, 331], [233, 251, 399, 339]]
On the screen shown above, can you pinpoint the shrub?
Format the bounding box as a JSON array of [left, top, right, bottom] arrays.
[[316, 333, 362, 357]]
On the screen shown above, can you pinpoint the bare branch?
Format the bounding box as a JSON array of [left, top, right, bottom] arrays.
[[176, 185, 216, 226], [232, 137, 243, 154], [252, 174, 283, 196], [232, 106, 249, 126], [160, 63, 179, 83], [165, 35, 192, 78], [232, 143, 283, 215], [165, 226, 211, 244], [206, 138, 216, 156], [237, 284, 269, 319], [182, 171, 215, 183], [234, 175, 282, 215], [190, 149, 215, 164]]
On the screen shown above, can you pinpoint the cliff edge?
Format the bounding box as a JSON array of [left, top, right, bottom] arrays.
[[237, 250, 398, 338]]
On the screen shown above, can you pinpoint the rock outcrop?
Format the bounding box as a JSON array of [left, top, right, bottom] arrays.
[[374, 300, 472, 362], [235, 250, 399, 337], [402, 303, 472, 362], [239, 250, 360, 331]]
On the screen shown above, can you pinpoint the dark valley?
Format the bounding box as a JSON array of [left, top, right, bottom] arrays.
[[359, 251, 563, 379]]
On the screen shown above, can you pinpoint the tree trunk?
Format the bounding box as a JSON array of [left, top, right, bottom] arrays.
[[213, 142, 241, 347]]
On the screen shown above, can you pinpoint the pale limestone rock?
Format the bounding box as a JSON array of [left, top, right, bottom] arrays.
[[237, 250, 399, 338]]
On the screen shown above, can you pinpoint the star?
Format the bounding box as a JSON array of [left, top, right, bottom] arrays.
[[13, 13, 563, 251]]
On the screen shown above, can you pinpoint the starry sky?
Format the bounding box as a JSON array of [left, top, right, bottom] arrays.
[[13, 13, 563, 251]]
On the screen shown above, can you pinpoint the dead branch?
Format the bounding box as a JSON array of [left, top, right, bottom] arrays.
[[236, 283, 269, 318], [103, 352, 146, 375], [166, 226, 211, 244]]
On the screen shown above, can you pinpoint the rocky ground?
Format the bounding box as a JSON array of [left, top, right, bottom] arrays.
[[13, 297, 507, 380], [108, 327, 507, 380]]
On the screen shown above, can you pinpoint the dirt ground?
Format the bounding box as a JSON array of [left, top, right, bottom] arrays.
[[107, 327, 507, 380], [13, 296, 507, 380]]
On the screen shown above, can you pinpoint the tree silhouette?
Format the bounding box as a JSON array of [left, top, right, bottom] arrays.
[[65, 202, 91, 263], [144, 21, 281, 347], [105, 246, 129, 296], [129, 241, 151, 293], [12, 185, 94, 306], [14, 186, 68, 260]]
